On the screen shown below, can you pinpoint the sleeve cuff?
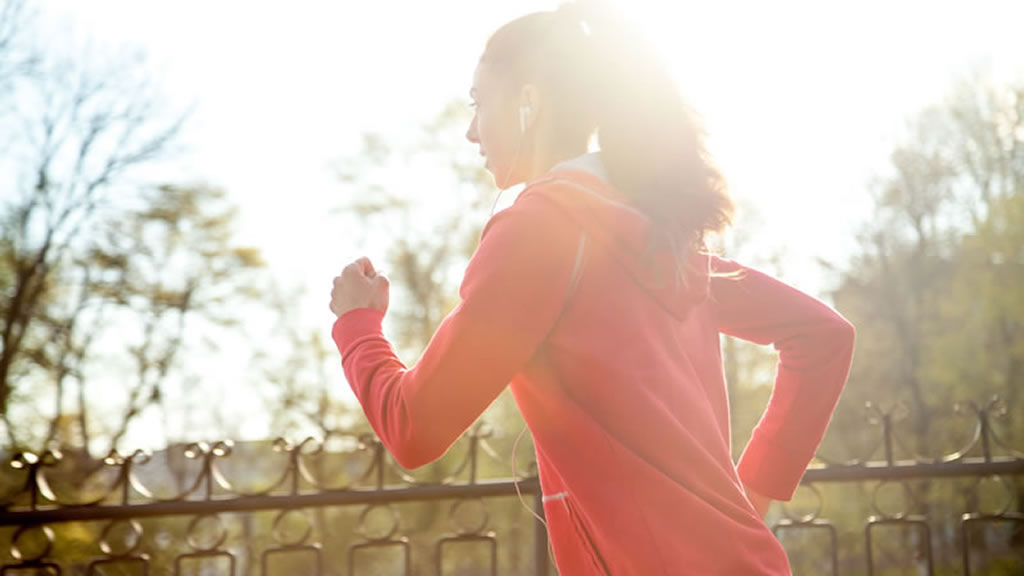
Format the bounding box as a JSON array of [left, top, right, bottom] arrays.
[[736, 431, 812, 501], [332, 308, 386, 354]]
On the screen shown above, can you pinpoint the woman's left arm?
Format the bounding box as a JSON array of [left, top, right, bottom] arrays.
[[331, 193, 579, 469]]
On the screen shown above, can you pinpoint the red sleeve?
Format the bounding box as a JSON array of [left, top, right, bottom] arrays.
[[332, 193, 580, 469], [711, 257, 856, 501]]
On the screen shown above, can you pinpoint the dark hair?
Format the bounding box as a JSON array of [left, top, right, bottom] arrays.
[[480, 1, 733, 275]]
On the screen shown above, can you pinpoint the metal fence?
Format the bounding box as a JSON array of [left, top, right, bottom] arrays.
[[1, 399, 1022, 575]]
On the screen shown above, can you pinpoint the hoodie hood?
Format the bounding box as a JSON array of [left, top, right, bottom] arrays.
[[519, 152, 711, 321]]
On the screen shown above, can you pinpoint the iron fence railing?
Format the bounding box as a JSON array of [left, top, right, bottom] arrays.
[[1, 398, 1022, 575]]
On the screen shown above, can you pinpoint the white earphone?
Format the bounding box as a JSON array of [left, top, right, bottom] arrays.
[[491, 104, 532, 212], [519, 105, 531, 135]]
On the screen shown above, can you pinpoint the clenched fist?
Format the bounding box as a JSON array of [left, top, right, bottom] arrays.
[[330, 257, 390, 318]]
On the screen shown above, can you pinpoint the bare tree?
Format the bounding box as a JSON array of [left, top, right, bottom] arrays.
[[0, 0, 36, 100], [0, 6, 266, 456]]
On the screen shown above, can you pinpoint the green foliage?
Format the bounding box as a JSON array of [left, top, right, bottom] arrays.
[[810, 79, 1024, 573]]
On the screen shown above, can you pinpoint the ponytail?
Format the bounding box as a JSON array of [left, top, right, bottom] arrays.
[[482, 1, 733, 268]]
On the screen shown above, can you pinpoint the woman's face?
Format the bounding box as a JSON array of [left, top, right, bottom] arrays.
[[465, 63, 525, 188]]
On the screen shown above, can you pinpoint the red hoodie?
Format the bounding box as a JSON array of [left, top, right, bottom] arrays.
[[333, 163, 855, 575]]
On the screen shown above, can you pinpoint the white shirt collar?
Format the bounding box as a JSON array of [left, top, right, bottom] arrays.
[[551, 151, 609, 183]]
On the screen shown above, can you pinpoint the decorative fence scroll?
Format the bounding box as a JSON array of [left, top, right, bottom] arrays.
[[1, 400, 1021, 575]]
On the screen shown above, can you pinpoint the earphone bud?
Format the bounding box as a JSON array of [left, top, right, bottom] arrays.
[[519, 105, 531, 135]]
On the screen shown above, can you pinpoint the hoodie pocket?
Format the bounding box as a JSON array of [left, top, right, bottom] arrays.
[[546, 492, 612, 576]]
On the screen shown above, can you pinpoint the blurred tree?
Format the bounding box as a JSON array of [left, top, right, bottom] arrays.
[[0, 0, 35, 103], [253, 282, 353, 437], [0, 0, 266, 456], [830, 80, 1023, 458], [86, 185, 266, 455], [825, 78, 1024, 572], [926, 83, 1024, 425], [334, 101, 494, 359]]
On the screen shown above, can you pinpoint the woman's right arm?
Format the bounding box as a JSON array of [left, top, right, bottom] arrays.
[[332, 193, 581, 470], [710, 257, 856, 502]]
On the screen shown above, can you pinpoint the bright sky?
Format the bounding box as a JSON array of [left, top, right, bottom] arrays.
[[27, 0, 1024, 446], [36, 0, 1023, 288]]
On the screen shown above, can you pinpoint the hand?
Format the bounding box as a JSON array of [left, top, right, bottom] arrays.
[[330, 257, 390, 318], [744, 484, 773, 520]]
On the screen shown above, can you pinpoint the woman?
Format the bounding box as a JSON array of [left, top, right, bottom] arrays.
[[329, 3, 855, 574]]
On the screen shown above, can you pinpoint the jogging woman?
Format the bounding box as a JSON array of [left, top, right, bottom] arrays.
[[329, 3, 855, 574]]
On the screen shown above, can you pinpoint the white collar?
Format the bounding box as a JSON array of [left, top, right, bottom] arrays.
[[551, 151, 609, 182]]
